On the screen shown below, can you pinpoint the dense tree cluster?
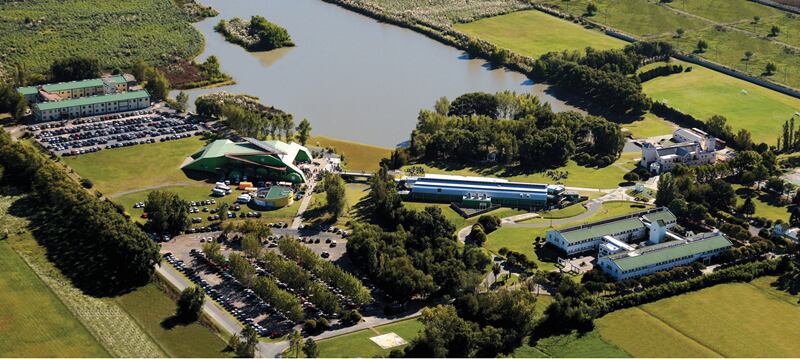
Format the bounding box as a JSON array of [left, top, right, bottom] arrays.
[[50, 56, 100, 82], [227, 252, 305, 321], [347, 167, 489, 302], [195, 92, 296, 141], [215, 16, 294, 51], [261, 251, 341, 315], [0, 84, 27, 119], [531, 42, 673, 115], [277, 238, 372, 306], [144, 190, 189, 235], [636, 63, 684, 82], [410, 92, 624, 168], [0, 132, 160, 295], [176, 286, 205, 322]]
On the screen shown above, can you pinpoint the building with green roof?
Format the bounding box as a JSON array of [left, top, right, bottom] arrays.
[[32, 90, 150, 122], [182, 138, 312, 184], [597, 232, 732, 280], [18, 74, 136, 103], [546, 207, 677, 255]]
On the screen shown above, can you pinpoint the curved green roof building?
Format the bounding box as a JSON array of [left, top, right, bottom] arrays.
[[182, 138, 312, 183]]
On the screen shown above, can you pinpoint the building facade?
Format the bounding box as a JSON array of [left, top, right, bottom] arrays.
[[400, 174, 566, 209], [18, 74, 137, 104], [640, 128, 718, 174], [33, 90, 151, 122], [546, 207, 677, 256]]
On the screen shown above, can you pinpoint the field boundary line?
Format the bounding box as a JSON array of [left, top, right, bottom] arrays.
[[745, 281, 799, 306], [633, 306, 725, 357], [111, 294, 173, 358]]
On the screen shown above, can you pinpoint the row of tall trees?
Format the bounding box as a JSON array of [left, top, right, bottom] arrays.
[[227, 252, 305, 321], [195, 93, 304, 142], [410, 92, 624, 168], [261, 251, 342, 315], [0, 131, 161, 295]]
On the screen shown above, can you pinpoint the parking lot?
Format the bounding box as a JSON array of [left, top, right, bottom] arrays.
[[27, 109, 206, 156]]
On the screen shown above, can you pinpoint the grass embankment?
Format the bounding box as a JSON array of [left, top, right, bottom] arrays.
[[539, 0, 800, 90], [311, 136, 391, 173], [595, 276, 800, 357], [0, 0, 202, 75], [114, 283, 231, 358], [0, 195, 164, 357], [455, 10, 626, 58], [0, 241, 108, 357], [403, 152, 640, 190], [643, 60, 800, 145], [309, 318, 423, 358]]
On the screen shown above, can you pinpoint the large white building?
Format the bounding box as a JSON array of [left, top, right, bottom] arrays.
[[546, 207, 677, 256], [546, 207, 732, 281], [640, 128, 717, 174]]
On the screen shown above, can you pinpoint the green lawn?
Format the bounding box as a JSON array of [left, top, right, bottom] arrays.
[[643, 60, 800, 145], [0, 0, 202, 75], [63, 136, 207, 196], [313, 319, 423, 358], [596, 276, 800, 357], [620, 113, 676, 139], [402, 201, 525, 231], [514, 330, 629, 358], [540, 204, 587, 219], [403, 152, 640, 190], [311, 136, 391, 173], [0, 242, 108, 358], [455, 10, 626, 58], [732, 185, 790, 222], [114, 283, 231, 358], [304, 183, 371, 228], [666, 0, 780, 24]]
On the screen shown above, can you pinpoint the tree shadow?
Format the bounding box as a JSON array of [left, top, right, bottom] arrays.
[[160, 314, 195, 330]]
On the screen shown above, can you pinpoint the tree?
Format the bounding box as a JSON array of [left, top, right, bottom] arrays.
[[765, 62, 777, 76], [295, 118, 312, 145], [0, 85, 28, 119], [586, 2, 598, 16], [434, 96, 450, 115], [145, 70, 171, 101], [655, 172, 677, 207], [50, 56, 100, 82], [448, 92, 499, 118], [302, 338, 319, 358], [744, 51, 754, 71], [696, 39, 708, 53], [676, 28, 685, 38], [237, 327, 258, 357], [176, 286, 204, 322], [175, 91, 189, 112], [469, 225, 487, 246], [477, 215, 501, 233], [144, 191, 188, 235], [323, 173, 346, 219], [770, 25, 781, 37], [288, 330, 303, 358], [132, 58, 149, 82], [241, 234, 262, 259], [740, 196, 756, 216], [492, 262, 501, 283]]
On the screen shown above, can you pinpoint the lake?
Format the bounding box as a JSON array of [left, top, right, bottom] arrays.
[[180, 0, 576, 147]]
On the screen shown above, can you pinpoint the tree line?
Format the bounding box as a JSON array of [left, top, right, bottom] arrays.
[[0, 131, 160, 295], [261, 250, 341, 315], [408, 91, 625, 169], [227, 252, 305, 322]]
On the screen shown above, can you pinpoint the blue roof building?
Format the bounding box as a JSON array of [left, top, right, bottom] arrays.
[[402, 174, 564, 209]]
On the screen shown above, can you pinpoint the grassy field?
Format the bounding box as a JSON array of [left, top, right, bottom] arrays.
[[455, 10, 626, 58], [354, 0, 527, 28], [403, 152, 640, 190], [643, 60, 800, 145], [0, 242, 108, 358], [62, 136, 207, 196], [303, 183, 371, 228], [732, 185, 790, 222], [0, 0, 202, 76], [620, 113, 677, 139], [114, 283, 231, 358], [311, 136, 391, 173], [0, 195, 164, 357], [313, 318, 423, 358], [402, 201, 525, 231], [596, 276, 800, 357], [540, 204, 586, 219], [538, 0, 800, 89], [514, 330, 630, 358]]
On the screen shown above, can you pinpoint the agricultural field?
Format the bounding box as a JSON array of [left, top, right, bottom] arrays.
[[311, 136, 391, 173], [349, 0, 529, 28], [595, 276, 800, 357], [643, 60, 800, 145], [455, 10, 626, 58], [0, 0, 203, 77], [402, 152, 640, 190], [114, 283, 231, 358], [308, 318, 423, 358], [0, 242, 108, 358], [536, 0, 800, 89], [0, 195, 164, 357]]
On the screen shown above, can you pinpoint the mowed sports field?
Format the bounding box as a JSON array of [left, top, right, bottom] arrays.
[[643, 60, 800, 145], [596, 276, 800, 357], [0, 242, 107, 357], [455, 10, 626, 58]]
